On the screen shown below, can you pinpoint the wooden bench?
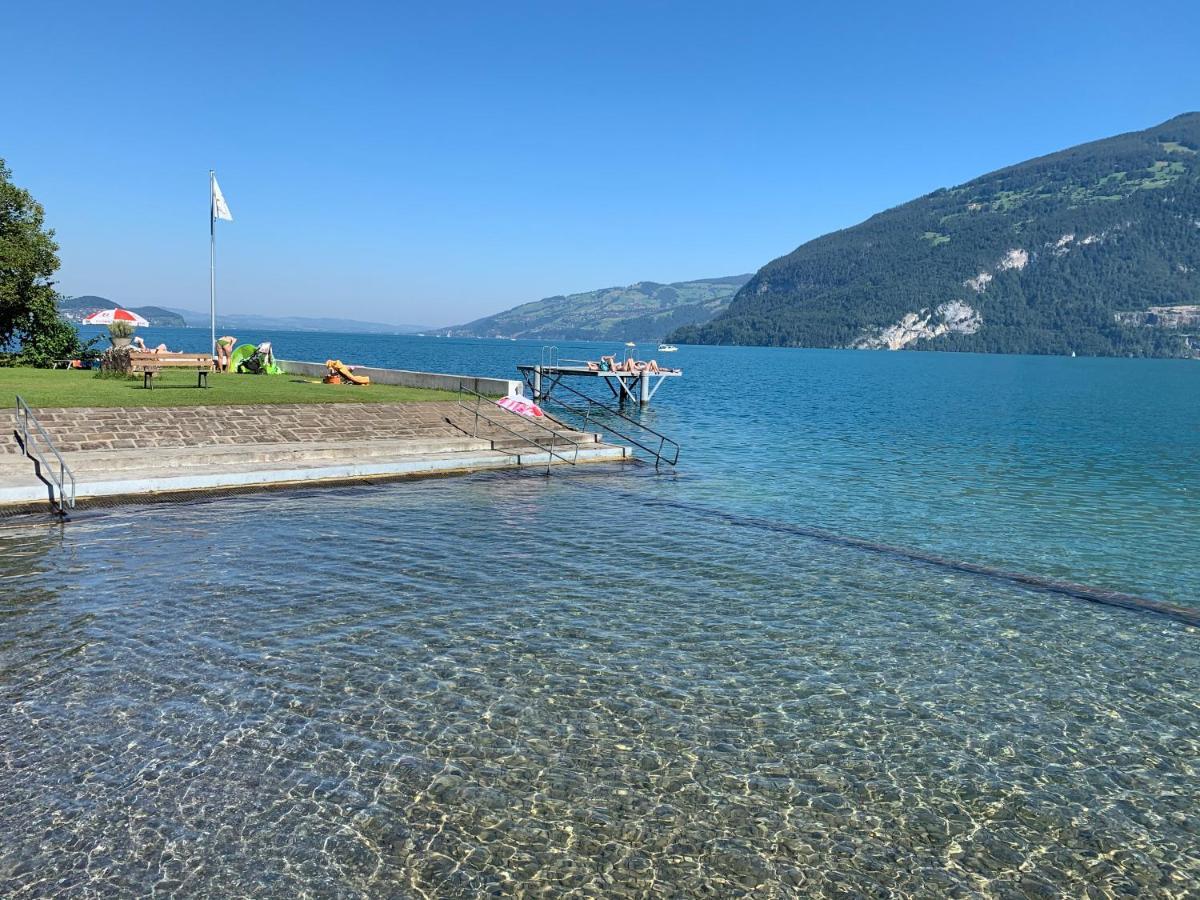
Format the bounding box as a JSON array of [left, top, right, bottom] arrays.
[[129, 351, 214, 388]]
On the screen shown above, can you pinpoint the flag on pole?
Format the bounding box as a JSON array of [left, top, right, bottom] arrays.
[[209, 170, 231, 361], [211, 176, 233, 221]]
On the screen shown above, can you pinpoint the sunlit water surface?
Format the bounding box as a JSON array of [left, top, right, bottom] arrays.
[[80, 327, 1200, 603], [3, 332, 1196, 896], [2, 475, 1197, 897]]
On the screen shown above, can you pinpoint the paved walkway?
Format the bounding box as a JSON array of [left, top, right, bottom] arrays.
[[1, 403, 477, 455], [1, 402, 627, 509]]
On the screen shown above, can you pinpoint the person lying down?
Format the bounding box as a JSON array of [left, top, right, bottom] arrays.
[[131, 336, 170, 352], [588, 356, 675, 373]]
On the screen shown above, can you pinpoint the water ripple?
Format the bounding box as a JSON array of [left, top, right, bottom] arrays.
[[1, 475, 1197, 897]]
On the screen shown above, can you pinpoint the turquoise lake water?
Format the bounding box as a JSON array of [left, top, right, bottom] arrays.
[[2, 330, 1198, 895], [78, 325, 1200, 604]]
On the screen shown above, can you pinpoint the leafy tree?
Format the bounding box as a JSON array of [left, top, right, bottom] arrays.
[[0, 158, 92, 365]]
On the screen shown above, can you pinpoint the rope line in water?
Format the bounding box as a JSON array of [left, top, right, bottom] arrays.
[[4, 467, 1196, 628], [589, 485, 1198, 629]]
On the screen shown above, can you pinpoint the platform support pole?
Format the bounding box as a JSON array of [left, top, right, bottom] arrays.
[[533, 366, 542, 400], [639, 372, 650, 404]]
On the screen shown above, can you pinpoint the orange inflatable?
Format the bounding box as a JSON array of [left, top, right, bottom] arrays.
[[324, 360, 370, 385]]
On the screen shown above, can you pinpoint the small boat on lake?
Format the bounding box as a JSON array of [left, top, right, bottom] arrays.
[[657, 343, 678, 352]]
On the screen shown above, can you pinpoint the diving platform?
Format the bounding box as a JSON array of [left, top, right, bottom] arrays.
[[518, 364, 681, 406]]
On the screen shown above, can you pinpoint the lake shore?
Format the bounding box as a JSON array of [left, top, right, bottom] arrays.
[[2, 367, 627, 510]]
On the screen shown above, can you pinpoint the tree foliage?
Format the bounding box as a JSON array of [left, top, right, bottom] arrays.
[[672, 113, 1200, 357], [0, 158, 91, 365]]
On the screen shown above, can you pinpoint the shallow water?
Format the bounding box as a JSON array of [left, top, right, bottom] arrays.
[[1, 474, 1197, 897], [85, 327, 1200, 604], [11, 332, 1200, 895]]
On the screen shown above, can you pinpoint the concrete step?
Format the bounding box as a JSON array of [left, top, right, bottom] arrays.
[[488, 433, 599, 450], [58, 436, 498, 474], [0, 442, 630, 506], [0, 446, 633, 511], [51, 430, 602, 474]]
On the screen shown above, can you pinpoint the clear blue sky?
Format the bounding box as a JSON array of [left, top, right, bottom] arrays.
[[5, 0, 1199, 326]]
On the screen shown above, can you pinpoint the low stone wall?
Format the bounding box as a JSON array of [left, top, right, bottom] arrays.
[[279, 360, 522, 398], [2, 403, 468, 454]]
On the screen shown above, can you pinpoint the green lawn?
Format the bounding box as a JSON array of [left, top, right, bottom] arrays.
[[2, 367, 458, 408]]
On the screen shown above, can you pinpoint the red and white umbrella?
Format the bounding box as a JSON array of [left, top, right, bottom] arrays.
[[82, 308, 149, 327]]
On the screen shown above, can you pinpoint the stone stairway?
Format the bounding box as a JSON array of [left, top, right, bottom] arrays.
[[0, 402, 628, 507]]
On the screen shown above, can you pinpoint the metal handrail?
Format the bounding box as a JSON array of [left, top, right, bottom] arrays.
[[454, 385, 587, 475], [14, 395, 76, 513], [520, 375, 680, 469]]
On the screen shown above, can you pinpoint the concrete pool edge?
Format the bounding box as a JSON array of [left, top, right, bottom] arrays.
[[0, 444, 630, 513]]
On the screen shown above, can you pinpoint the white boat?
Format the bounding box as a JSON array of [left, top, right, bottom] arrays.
[[657, 343, 678, 352]]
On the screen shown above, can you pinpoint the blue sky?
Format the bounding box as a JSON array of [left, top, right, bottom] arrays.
[[5, 1, 1199, 326]]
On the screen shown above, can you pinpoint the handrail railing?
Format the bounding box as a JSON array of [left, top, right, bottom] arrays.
[[14, 395, 76, 514], [525, 376, 680, 469], [454, 385, 587, 475]]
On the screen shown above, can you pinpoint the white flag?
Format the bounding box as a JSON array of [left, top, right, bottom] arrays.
[[211, 175, 233, 222]]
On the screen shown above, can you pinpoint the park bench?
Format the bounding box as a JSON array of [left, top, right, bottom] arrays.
[[129, 351, 214, 389]]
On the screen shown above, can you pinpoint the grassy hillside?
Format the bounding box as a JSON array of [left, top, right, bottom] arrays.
[[442, 275, 750, 341], [672, 113, 1200, 357]]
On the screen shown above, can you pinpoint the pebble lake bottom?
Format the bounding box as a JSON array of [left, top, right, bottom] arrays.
[[1, 470, 1197, 897]]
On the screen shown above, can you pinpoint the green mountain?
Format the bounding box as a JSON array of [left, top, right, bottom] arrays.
[[58, 295, 187, 327], [672, 113, 1200, 357], [441, 275, 751, 341]]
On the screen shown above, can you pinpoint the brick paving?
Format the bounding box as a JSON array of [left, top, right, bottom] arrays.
[[2, 402, 569, 456]]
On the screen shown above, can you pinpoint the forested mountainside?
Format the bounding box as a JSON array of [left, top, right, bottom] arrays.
[[441, 275, 750, 341], [672, 113, 1200, 357]]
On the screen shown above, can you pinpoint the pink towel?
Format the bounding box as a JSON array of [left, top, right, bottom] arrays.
[[496, 396, 544, 418]]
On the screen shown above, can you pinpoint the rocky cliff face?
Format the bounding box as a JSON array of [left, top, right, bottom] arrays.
[[853, 301, 982, 350], [1114, 305, 1200, 328]]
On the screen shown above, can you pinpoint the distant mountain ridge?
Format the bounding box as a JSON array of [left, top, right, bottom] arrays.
[[440, 275, 751, 341], [672, 112, 1200, 357], [164, 309, 429, 334], [59, 296, 427, 334], [59, 295, 186, 327]]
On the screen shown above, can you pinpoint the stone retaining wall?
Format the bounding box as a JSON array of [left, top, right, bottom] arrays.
[[2, 403, 479, 455]]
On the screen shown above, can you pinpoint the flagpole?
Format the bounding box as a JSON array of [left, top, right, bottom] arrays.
[[209, 170, 216, 361]]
